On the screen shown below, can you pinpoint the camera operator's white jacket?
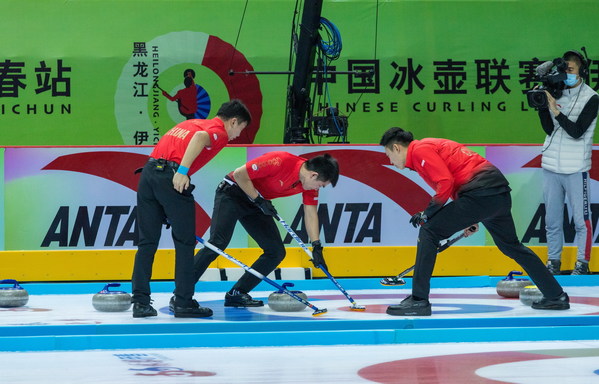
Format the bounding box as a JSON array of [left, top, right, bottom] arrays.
[[542, 83, 598, 174]]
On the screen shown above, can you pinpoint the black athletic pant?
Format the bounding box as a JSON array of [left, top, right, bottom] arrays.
[[131, 159, 196, 307], [412, 190, 564, 300], [193, 180, 286, 293]]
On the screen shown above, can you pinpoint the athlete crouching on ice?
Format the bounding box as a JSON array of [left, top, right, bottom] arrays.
[[193, 151, 339, 307], [380, 127, 570, 316]]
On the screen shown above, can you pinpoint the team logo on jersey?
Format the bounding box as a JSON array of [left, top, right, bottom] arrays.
[[251, 164, 258, 171], [213, 133, 218, 141]]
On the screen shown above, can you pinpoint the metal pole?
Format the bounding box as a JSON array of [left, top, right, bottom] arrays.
[[283, 0, 323, 143]]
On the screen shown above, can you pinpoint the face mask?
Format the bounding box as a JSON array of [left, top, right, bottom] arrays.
[[564, 73, 579, 86]]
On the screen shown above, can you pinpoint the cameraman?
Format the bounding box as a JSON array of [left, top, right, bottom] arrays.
[[537, 49, 598, 275]]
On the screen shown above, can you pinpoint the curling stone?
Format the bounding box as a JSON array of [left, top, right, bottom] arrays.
[[519, 285, 543, 306], [496, 271, 531, 298], [92, 283, 132, 312], [268, 282, 307, 312], [0, 279, 29, 308]]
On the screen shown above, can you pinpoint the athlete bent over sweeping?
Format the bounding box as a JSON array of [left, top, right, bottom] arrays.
[[193, 151, 339, 307], [380, 127, 570, 316]]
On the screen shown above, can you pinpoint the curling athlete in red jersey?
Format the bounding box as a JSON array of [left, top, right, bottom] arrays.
[[380, 127, 569, 316], [131, 99, 251, 318], [193, 151, 339, 307]]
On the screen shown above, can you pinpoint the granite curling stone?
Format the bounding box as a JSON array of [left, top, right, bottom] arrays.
[[92, 283, 132, 312], [496, 271, 531, 298], [268, 282, 307, 312], [0, 279, 29, 308], [519, 285, 543, 306]]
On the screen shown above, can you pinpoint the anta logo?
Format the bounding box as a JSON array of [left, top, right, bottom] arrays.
[[41, 205, 138, 247], [284, 202, 382, 244]]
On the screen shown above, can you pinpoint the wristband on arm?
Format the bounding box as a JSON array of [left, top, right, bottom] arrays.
[[177, 165, 189, 176]]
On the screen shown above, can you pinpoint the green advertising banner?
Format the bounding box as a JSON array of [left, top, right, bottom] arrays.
[[1, 0, 599, 145]]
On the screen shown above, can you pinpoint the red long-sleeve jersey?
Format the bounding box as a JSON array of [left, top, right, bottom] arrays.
[[150, 117, 228, 175], [405, 138, 492, 207], [228, 151, 319, 205]]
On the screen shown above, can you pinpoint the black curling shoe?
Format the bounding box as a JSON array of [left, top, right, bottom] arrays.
[[132, 302, 157, 318], [224, 292, 264, 307], [386, 295, 432, 316], [173, 299, 213, 318], [531, 292, 570, 310]]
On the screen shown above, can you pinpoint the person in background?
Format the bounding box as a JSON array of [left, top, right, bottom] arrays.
[[161, 76, 198, 119], [536, 49, 598, 275]]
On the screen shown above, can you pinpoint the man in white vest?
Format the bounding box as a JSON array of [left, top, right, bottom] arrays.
[[538, 49, 598, 275]]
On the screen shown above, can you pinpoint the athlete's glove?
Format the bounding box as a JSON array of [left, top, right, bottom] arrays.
[[253, 196, 278, 216], [311, 240, 328, 270], [409, 212, 427, 228]]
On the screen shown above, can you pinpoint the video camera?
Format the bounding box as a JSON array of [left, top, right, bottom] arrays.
[[311, 107, 348, 138], [526, 58, 568, 109]]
